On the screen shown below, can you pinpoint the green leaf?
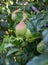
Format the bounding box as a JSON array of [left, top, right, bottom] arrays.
[[26, 53, 48, 65], [5, 43, 14, 48], [15, 12, 23, 22], [0, 14, 5, 19], [25, 19, 37, 33], [5, 58, 9, 65], [6, 48, 19, 56], [0, 43, 5, 53], [3, 36, 10, 43], [42, 29, 48, 45], [0, 43, 14, 53], [36, 13, 45, 21]]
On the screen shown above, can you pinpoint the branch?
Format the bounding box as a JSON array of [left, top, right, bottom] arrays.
[[24, 2, 40, 13], [31, 5, 40, 13]]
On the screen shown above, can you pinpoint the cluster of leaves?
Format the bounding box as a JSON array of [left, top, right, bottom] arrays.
[[0, 0, 48, 65]]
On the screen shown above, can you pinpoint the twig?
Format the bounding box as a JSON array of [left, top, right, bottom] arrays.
[[31, 5, 40, 13]]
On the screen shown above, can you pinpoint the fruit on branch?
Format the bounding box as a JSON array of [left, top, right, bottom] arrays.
[[15, 21, 27, 37], [25, 29, 32, 39], [11, 12, 16, 21], [37, 41, 46, 53], [11, 9, 20, 21], [25, 29, 35, 43]]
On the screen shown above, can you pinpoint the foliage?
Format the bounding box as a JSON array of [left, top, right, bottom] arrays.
[[0, 0, 48, 65]]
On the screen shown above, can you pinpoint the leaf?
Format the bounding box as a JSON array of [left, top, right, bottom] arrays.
[[15, 12, 23, 22], [0, 43, 5, 53], [0, 57, 3, 65], [5, 58, 9, 65], [0, 43, 14, 53], [5, 43, 14, 48], [25, 19, 37, 33], [36, 13, 45, 21], [42, 29, 48, 45], [0, 14, 5, 19], [25, 20, 33, 32], [0, 36, 14, 53], [25, 12, 47, 32], [6, 48, 19, 56], [26, 53, 48, 65], [3, 36, 10, 43]]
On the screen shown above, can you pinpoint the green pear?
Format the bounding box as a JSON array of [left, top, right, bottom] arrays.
[[15, 21, 27, 37], [11, 12, 16, 21], [25, 29, 35, 43], [37, 41, 46, 53]]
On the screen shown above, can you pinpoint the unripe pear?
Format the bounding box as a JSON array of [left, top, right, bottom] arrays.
[[25, 29, 35, 43], [15, 21, 27, 37], [37, 41, 46, 53], [25, 29, 32, 38], [11, 12, 16, 21], [11, 9, 20, 21]]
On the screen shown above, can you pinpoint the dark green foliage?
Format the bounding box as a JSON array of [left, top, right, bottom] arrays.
[[0, 0, 48, 65]]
